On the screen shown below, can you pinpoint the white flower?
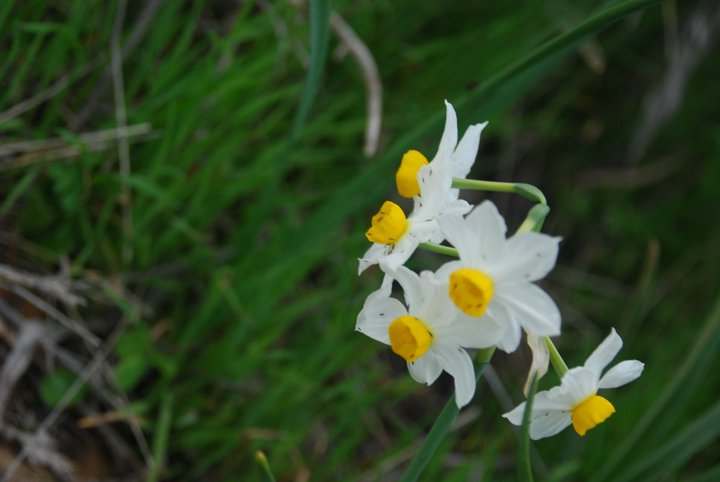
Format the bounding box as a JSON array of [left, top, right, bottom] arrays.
[[359, 101, 487, 274], [503, 328, 644, 439], [356, 265, 503, 407], [395, 100, 488, 200], [437, 200, 562, 352]]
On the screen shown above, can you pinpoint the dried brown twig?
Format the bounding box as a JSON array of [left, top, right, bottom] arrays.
[[0, 124, 153, 172], [627, 0, 720, 162], [330, 12, 383, 157], [0, 264, 85, 308], [0, 321, 139, 482]]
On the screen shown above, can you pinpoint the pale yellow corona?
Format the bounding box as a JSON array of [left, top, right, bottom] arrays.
[[387, 315, 432, 362], [571, 394, 616, 436], [395, 150, 429, 198], [449, 268, 495, 316], [365, 201, 408, 245]]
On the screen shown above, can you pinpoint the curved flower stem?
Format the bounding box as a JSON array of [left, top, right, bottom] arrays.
[[516, 204, 550, 234], [398, 347, 495, 482], [452, 179, 547, 206], [418, 242, 458, 257]]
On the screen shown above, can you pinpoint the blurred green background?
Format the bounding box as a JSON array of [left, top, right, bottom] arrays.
[[1, 0, 719, 480]]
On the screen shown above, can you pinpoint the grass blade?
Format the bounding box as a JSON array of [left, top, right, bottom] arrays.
[[292, 0, 331, 139], [613, 400, 720, 482], [148, 393, 173, 482], [255, 451, 277, 482], [464, 0, 663, 110]]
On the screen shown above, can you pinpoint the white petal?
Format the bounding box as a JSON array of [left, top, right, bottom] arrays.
[[435, 259, 463, 283], [452, 122, 487, 179], [407, 354, 442, 385], [533, 390, 573, 412], [455, 201, 508, 265], [503, 391, 571, 439], [495, 283, 561, 337], [598, 360, 644, 389], [433, 314, 504, 349], [493, 232, 560, 283], [387, 265, 422, 311], [414, 161, 454, 219], [441, 198, 472, 218], [583, 328, 622, 378], [356, 276, 406, 344], [558, 367, 598, 404], [503, 401, 528, 426], [414, 271, 456, 326], [356, 296, 407, 345], [433, 100, 458, 162], [438, 201, 507, 268], [504, 389, 569, 426], [487, 301, 522, 353], [434, 344, 476, 408], [529, 412, 572, 440], [407, 219, 439, 241], [358, 243, 389, 275], [380, 234, 420, 271], [437, 213, 472, 257]]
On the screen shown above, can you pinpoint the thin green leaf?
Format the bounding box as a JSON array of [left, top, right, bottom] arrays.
[[0, 168, 38, 219], [255, 451, 278, 482], [292, 0, 330, 139], [613, 400, 720, 482], [148, 393, 174, 482], [464, 0, 663, 110]]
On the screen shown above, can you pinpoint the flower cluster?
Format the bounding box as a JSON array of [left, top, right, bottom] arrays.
[[356, 101, 643, 439]]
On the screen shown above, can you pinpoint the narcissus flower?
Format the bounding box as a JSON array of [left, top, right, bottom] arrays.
[[356, 266, 503, 407], [395, 100, 488, 200], [359, 101, 488, 275], [437, 200, 561, 352], [503, 328, 644, 439]]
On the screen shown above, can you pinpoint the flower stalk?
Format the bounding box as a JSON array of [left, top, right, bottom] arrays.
[[452, 179, 547, 205], [398, 347, 495, 482]]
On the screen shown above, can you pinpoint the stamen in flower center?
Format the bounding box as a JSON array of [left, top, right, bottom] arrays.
[[449, 268, 495, 316], [388, 315, 432, 362], [571, 394, 616, 436], [365, 201, 408, 245], [396, 150, 429, 198]]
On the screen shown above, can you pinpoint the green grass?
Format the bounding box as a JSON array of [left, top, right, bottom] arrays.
[[1, 0, 719, 480]]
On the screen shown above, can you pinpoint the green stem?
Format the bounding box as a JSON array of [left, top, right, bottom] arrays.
[[452, 179, 547, 205], [398, 347, 495, 482], [418, 242, 458, 257], [543, 336, 569, 378], [519, 375, 539, 482]]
